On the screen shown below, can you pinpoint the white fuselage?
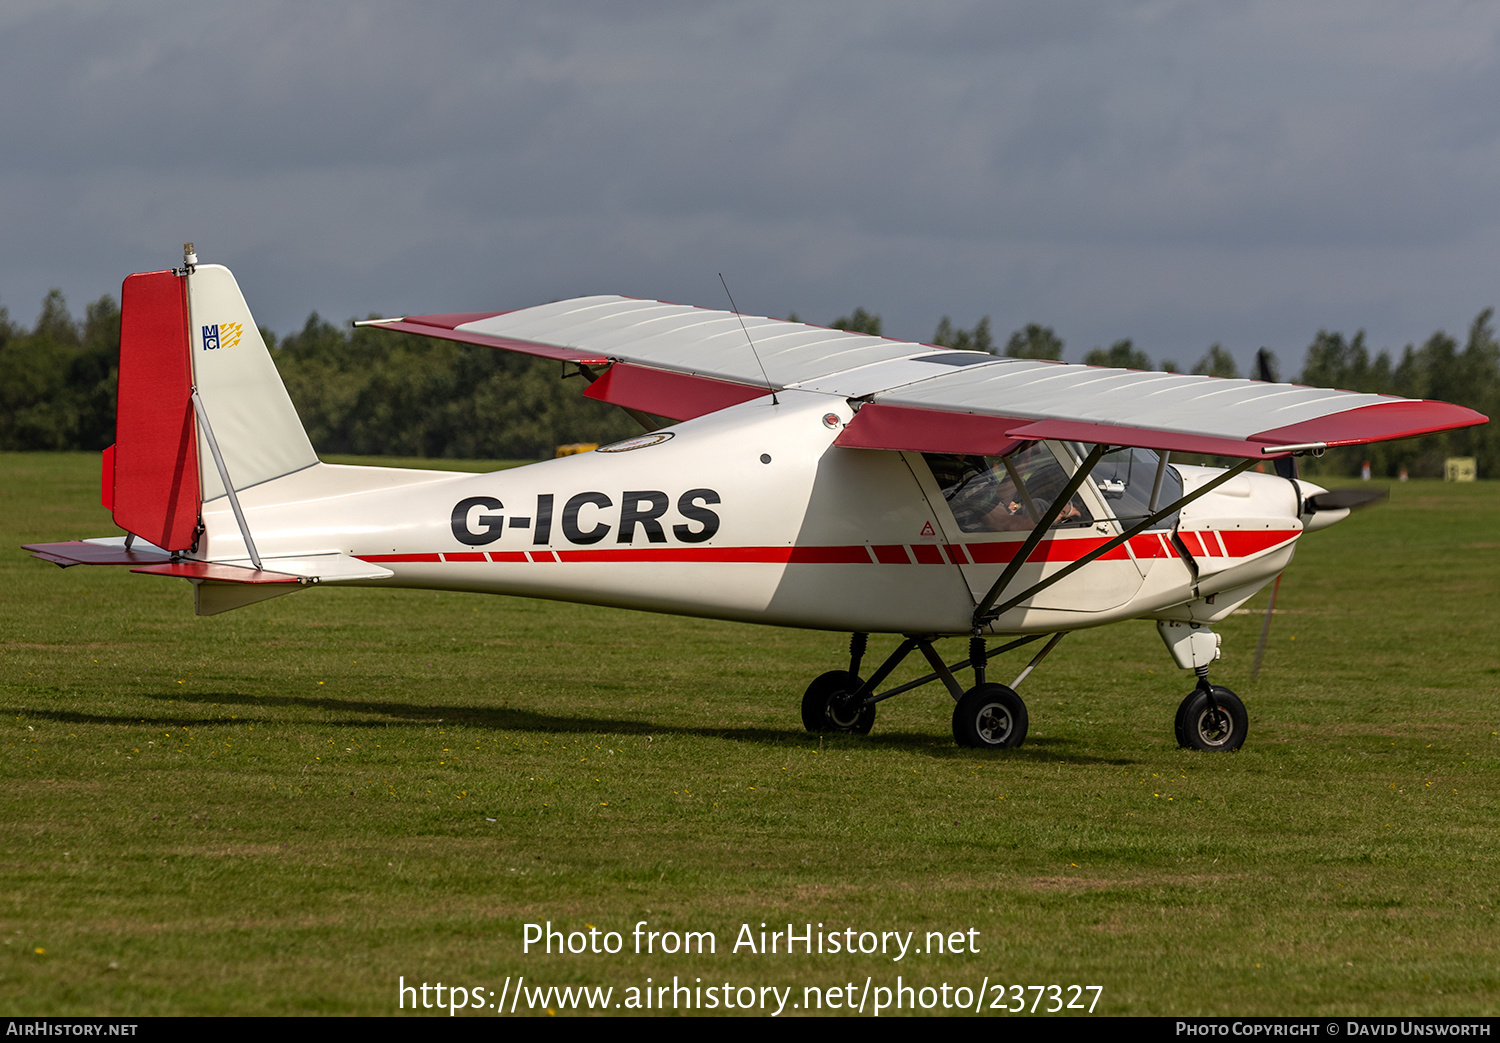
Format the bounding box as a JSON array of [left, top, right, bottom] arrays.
[[198, 391, 1307, 635]]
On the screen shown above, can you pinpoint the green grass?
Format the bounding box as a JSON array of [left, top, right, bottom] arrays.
[[2, 452, 1497, 1016]]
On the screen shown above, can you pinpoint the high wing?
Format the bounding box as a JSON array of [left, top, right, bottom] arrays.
[[364, 297, 1487, 456]]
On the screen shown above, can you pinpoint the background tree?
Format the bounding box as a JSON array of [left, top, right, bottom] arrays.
[[1004, 323, 1064, 360], [1083, 338, 1151, 370], [0, 290, 118, 451], [5, 281, 1495, 477], [1192, 343, 1241, 379], [932, 315, 993, 353], [1296, 312, 1498, 478], [830, 308, 882, 336], [272, 316, 639, 460], [74, 295, 121, 449]]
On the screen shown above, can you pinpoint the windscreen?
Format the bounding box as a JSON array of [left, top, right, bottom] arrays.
[[1084, 446, 1182, 530]]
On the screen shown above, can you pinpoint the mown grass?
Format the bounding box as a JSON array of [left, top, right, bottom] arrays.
[[2, 452, 1497, 1016]]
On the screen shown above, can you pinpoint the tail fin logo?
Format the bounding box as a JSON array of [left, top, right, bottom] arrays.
[[201, 322, 243, 351]]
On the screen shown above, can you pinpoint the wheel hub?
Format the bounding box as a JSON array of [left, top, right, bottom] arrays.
[[828, 692, 866, 728], [975, 703, 1013, 744], [1196, 708, 1232, 746]]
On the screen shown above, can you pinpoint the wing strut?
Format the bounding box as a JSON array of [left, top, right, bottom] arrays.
[[971, 444, 1109, 627], [1148, 451, 1171, 511], [972, 456, 1260, 629], [191, 389, 263, 571]]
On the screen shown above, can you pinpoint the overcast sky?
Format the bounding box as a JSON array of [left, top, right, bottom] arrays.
[[4, 1, 1499, 371]]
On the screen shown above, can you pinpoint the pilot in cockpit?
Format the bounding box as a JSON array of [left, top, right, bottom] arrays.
[[927, 444, 1090, 534]]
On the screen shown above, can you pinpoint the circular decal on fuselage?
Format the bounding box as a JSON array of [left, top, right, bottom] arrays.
[[597, 432, 675, 453]]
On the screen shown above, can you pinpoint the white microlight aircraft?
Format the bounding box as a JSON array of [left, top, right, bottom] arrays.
[[26, 247, 1488, 752]]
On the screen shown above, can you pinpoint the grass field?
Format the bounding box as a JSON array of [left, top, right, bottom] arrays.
[[2, 452, 1497, 1016]]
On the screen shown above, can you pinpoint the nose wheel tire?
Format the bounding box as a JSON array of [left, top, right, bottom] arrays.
[[1175, 686, 1247, 751], [952, 683, 1028, 749], [801, 670, 875, 734]]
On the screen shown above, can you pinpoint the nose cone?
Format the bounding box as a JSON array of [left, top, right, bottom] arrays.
[[1296, 481, 1351, 532]]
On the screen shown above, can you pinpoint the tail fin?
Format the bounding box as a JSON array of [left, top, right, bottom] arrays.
[[108, 257, 316, 550], [186, 264, 316, 501]]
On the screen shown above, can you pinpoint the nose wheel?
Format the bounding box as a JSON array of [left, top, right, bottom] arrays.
[[1175, 684, 1247, 751]]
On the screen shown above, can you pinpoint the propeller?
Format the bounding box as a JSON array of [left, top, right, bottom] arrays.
[[1304, 487, 1389, 511]]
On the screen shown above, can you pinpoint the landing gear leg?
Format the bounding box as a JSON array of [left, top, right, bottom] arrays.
[[949, 632, 1064, 750], [1158, 621, 1246, 751], [798, 632, 1066, 749], [801, 633, 877, 734], [849, 631, 868, 677]]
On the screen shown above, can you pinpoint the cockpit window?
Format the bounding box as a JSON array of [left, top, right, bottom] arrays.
[[1087, 447, 1182, 530], [925, 443, 1095, 534]]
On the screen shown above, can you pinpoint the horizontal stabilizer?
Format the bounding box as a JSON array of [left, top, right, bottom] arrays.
[[23, 537, 173, 568], [207, 552, 396, 582], [131, 552, 394, 584], [129, 552, 391, 616], [131, 561, 303, 583]]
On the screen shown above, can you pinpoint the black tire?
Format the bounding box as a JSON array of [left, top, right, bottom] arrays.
[[801, 671, 875, 734], [1177, 686, 1247, 751], [1173, 691, 1197, 748], [952, 683, 1028, 749]]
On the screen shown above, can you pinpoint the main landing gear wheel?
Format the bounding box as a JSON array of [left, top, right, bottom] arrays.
[[952, 683, 1028, 749], [801, 670, 875, 734], [1175, 686, 1247, 752]]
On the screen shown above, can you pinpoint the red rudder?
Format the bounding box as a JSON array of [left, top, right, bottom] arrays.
[[113, 270, 200, 551]]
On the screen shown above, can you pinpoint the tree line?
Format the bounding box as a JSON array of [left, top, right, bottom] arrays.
[[3, 290, 1495, 477]]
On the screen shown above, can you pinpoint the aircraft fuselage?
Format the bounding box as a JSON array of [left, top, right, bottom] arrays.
[[198, 391, 1305, 634]]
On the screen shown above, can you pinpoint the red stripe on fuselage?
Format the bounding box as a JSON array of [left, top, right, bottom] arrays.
[[356, 531, 1298, 569], [1218, 529, 1299, 556], [910, 544, 944, 565], [965, 536, 1132, 565]]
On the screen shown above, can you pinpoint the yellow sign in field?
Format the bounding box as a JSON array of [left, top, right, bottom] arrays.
[[1445, 457, 1477, 481]]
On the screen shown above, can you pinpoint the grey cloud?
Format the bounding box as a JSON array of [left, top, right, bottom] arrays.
[[3, 1, 1499, 367]]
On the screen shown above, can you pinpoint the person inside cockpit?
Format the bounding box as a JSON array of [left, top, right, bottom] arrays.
[[926, 443, 1091, 534]]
